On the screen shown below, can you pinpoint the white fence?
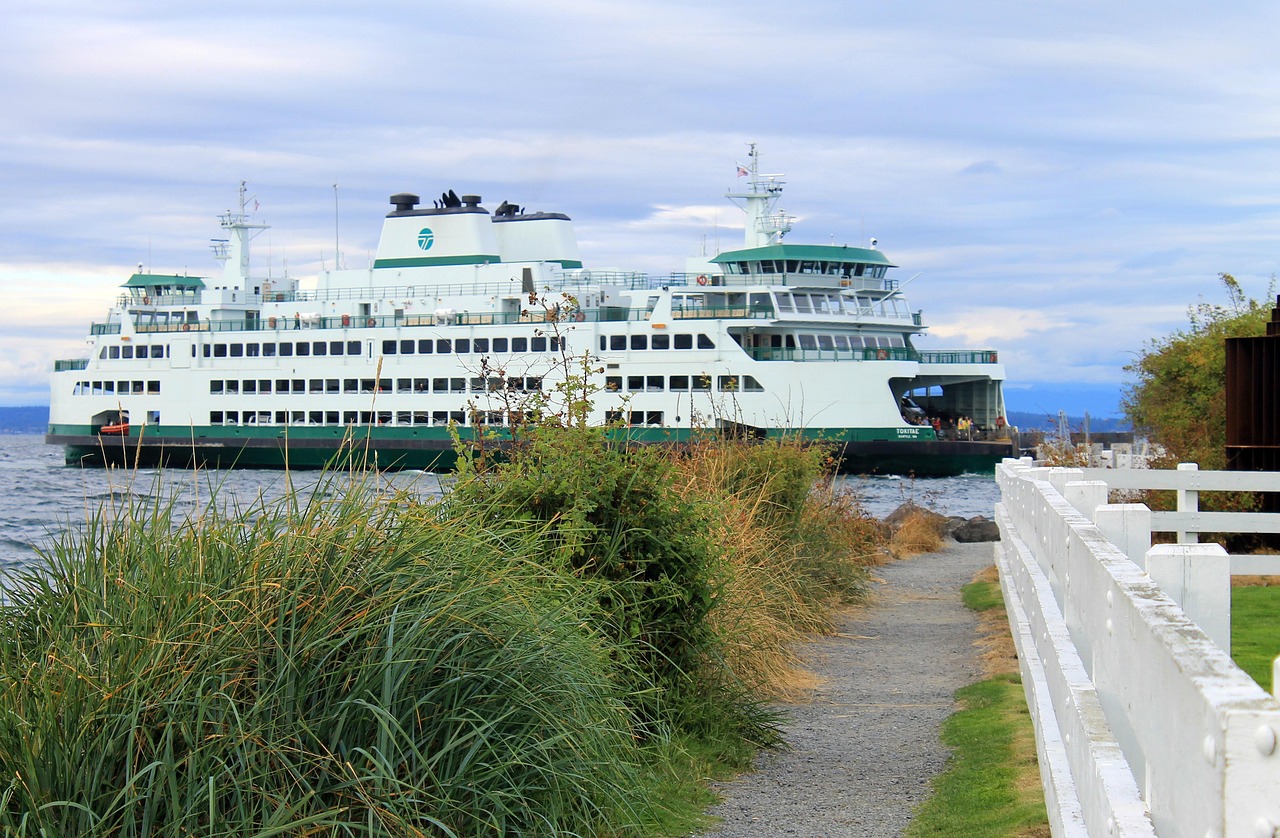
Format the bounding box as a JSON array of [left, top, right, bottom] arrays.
[[996, 458, 1280, 838]]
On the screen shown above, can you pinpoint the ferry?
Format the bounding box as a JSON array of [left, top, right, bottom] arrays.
[[46, 148, 1014, 475]]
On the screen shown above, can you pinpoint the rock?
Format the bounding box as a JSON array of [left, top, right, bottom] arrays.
[[882, 501, 948, 533], [952, 515, 1000, 543]]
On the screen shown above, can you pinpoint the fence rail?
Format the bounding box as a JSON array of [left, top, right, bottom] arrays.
[[997, 458, 1280, 838]]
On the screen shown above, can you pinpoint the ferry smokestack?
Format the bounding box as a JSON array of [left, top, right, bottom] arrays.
[[390, 193, 419, 212]]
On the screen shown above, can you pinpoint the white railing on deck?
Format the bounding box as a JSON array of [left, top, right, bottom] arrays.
[[996, 458, 1280, 838]]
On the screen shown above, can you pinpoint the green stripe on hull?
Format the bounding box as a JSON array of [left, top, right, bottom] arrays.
[[47, 423, 1013, 476]]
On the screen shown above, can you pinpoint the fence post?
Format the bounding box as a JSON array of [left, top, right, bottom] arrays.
[[1146, 543, 1231, 653], [1176, 462, 1200, 544], [1063, 480, 1108, 522], [1094, 504, 1153, 570]]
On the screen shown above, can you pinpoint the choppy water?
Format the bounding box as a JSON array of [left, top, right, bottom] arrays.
[[0, 434, 1000, 577]]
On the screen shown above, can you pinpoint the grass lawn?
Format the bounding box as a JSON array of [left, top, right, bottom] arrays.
[[1232, 584, 1280, 692]]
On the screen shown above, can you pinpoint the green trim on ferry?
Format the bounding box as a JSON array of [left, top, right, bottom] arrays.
[[372, 255, 503, 268], [711, 243, 895, 267], [124, 273, 206, 288]]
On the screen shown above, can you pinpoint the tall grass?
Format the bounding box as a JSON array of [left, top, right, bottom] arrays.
[[0, 471, 667, 836]]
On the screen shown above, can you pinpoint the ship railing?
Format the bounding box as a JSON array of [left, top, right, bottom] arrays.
[[745, 347, 1000, 363], [53, 358, 89, 372], [276, 272, 654, 304], [673, 271, 897, 292]]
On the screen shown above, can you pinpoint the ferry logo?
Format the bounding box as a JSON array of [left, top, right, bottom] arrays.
[[417, 228, 435, 250]]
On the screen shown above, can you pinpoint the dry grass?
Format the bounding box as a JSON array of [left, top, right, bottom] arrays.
[[889, 509, 946, 557]]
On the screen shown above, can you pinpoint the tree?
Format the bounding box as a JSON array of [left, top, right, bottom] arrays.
[[1122, 274, 1274, 469]]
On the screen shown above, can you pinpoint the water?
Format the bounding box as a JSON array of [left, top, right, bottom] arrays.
[[0, 434, 1000, 576], [838, 472, 1001, 520], [0, 434, 444, 576]]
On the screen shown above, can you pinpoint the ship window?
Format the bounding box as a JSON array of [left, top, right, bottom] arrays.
[[526, 377, 541, 391], [470, 377, 485, 392], [382, 340, 396, 355], [325, 411, 338, 425], [151, 345, 164, 358], [669, 375, 689, 390], [259, 380, 272, 393], [397, 411, 411, 425], [431, 377, 448, 392], [312, 342, 326, 356], [610, 335, 626, 350], [397, 378, 411, 393], [330, 341, 343, 356], [223, 380, 237, 395], [436, 339, 452, 353], [505, 377, 522, 391], [118, 380, 130, 393], [456, 338, 470, 354], [718, 376, 738, 392], [99, 348, 108, 359], [488, 377, 502, 392], [834, 335, 850, 350], [674, 334, 692, 349], [309, 379, 323, 393], [605, 410, 623, 424], [531, 336, 547, 352], [793, 295, 814, 314], [346, 411, 359, 425], [291, 411, 305, 424], [627, 376, 644, 391], [276, 411, 288, 424], [511, 337, 527, 352], [742, 375, 763, 392], [890, 336, 905, 347], [344, 379, 358, 393], [230, 344, 244, 357], [473, 338, 489, 353], [310, 411, 324, 425], [599, 336, 607, 351], [493, 337, 508, 352], [605, 376, 621, 391], [697, 334, 714, 349], [210, 411, 223, 425], [798, 334, 817, 350], [630, 335, 646, 350], [100, 381, 111, 393], [225, 411, 239, 425], [121, 346, 133, 359], [449, 410, 464, 424], [276, 378, 290, 392], [292, 379, 305, 393], [327, 379, 339, 394], [400, 340, 414, 354], [347, 341, 361, 355], [692, 374, 711, 391], [432, 411, 449, 426], [243, 380, 256, 394], [210, 381, 224, 394], [279, 343, 293, 357], [651, 334, 670, 349], [263, 343, 277, 357], [646, 376, 663, 391], [379, 379, 391, 392], [818, 335, 834, 350], [416, 339, 432, 354], [450, 377, 466, 393]]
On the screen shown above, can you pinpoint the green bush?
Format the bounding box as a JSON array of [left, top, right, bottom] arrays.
[[448, 423, 775, 744], [0, 475, 666, 836]]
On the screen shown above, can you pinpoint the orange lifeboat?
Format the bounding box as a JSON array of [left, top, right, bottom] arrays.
[[98, 422, 129, 436]]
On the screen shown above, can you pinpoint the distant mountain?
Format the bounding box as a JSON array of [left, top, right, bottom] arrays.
[[1006, 410, 1131, 433], [0, 406, 49, 434]]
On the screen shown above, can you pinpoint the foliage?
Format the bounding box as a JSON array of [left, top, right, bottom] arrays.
[[0, 473, 675, 836], [1122, 273, 1274, 469]]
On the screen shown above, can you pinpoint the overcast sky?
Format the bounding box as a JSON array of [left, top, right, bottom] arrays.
[[4, 1, 1279, 416]]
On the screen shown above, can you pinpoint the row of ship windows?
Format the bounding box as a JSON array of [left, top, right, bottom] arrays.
[[380, 336, 565, 355], [96, 336, 569, 361], [598, 333, 716, 351], [604, 374, 763, 393], [207, 409, 666, 428], [210, 376, 544, 395], [72, 380, 161, 395]]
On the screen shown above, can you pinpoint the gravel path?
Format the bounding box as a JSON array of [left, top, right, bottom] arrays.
[[698, 540, 996, 837]]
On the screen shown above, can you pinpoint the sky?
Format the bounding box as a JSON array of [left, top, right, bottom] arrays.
[[4, 1, 1280, 418]]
